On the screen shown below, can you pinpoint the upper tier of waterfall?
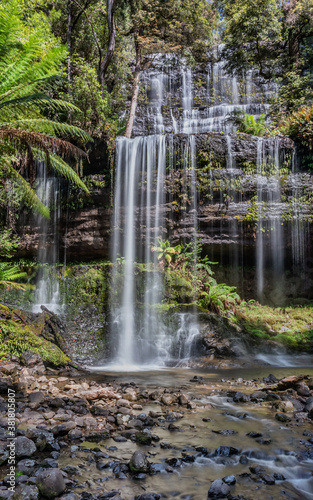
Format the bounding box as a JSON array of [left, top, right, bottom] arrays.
[[132, 55, 275, 136]]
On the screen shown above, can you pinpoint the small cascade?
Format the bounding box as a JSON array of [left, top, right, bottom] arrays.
[[255, 138, 284, 303], [291, 152, 307, 270], [32, 164, 64, 314]]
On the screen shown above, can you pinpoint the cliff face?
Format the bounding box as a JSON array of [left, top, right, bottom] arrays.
[[15, 57, 313, 305]]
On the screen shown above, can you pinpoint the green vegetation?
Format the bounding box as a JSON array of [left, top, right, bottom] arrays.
[[232, 112, 267, 137], [0, 319, 69, 365], [0, 0, 90, 218], [235, 303, 313, 351], [221, 0, 313, 116], [278, 106, 313, 150], [0, 263, 28, 291]]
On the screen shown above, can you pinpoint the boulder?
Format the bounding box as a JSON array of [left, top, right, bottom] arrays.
[[20, 351, 42, 367], [12, 485, 39, 500], [129, 451, 149, 473], [52, 422, 76, 436], [207, 478, 231, 498], [36, 469, 66, 499], [15, 436, 37, 458]]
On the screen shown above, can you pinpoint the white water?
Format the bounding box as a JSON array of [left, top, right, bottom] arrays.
[[32, 164, 64, 314], [255, 137, 284, 303]]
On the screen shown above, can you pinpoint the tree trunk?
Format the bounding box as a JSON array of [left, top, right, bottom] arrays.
[[100, 0, 116, 91], [125, 43, 141, 139]]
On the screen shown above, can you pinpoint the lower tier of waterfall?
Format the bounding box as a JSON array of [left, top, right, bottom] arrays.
[[105, 132, 309, 368]]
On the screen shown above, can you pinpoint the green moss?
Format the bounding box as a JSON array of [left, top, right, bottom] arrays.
[[0, 320, 69, 365], [61, 263, 111, 311], [236, 303, 313, 350]]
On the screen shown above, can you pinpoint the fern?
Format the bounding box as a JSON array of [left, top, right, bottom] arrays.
[[0, 0, 91, 214], [0, 262, 28, 290]]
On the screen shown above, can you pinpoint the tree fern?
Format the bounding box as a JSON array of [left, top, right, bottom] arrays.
[[0, 0, 91, 216]]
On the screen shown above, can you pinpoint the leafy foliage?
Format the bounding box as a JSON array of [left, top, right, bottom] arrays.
[[221, 0, 313, 115], [151, 239, 182, 268], [232, 112, 267, 136], [278, 106, 313, 150], [199, 279, 240, 314], [0, 230, 20, 258], [0, 0, 91, 218], [0, 262, 28, 290], [151, 238, 239, 315]]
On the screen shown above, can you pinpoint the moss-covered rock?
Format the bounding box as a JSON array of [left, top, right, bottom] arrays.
[[235, 302, 313, 351], [0, 319, 69, 366]]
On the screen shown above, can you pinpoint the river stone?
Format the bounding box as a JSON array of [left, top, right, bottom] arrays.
[[296, 382, 311, 397], [29, 392, 45, 408], [1, 364, 17, 376], [161, 394, 175, 405], [222, 475, 236, 485], [207, 478, 231, 498], [215, 446, 240, 456], [129, 451, 148, 472], [98, 492, 121, 499], [52, 421, 76, 436], [36, 469, 66, 498], [261, 473, 275, 485], [307, 379, 313, 389], [0, 491, 13, 500], [12, 485, 39, 500], [123, 388, 137, 401], [263, 374, 278, 384], [134, 495, 161, 500], [178, 393, 190, 405], [233, 392, 250, 403], [250, 391, 266, 401], [15, 436, 37, 458], [305, 397, 313, 412], [20, 351, 42, 367], [0, 444, 9, 465], [275, 413, 291, 423], [26, 429, 56, 452], [135, 431, 152, 445], [16, 459, 36, 475]]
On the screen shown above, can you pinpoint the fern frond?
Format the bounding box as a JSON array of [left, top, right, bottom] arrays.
[[3, 162, 50, 218], [0, 128, 88, 159], [3, 119, 92, 142], [46, 153, 90, 193], [0, 262, 28, 291]]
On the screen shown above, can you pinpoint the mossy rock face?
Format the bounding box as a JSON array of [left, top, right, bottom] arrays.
[[0, 319, 69, 366], [0, 304, 69, 366]]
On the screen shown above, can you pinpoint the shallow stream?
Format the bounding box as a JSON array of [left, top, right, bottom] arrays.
[[59, 365, 313, 499]]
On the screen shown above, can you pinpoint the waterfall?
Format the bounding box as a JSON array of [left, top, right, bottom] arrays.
[[110, 135, 171, 368], [106, 53, 303, 368], [108, 131, 201, 368], [256, 138, 284, 303], [32, 164, 64, 314]]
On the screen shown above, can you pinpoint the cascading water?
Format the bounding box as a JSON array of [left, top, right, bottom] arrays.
[[255, 138, 284, 303], [107, 52, 306, 368], [32, 164, 64, 314]]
